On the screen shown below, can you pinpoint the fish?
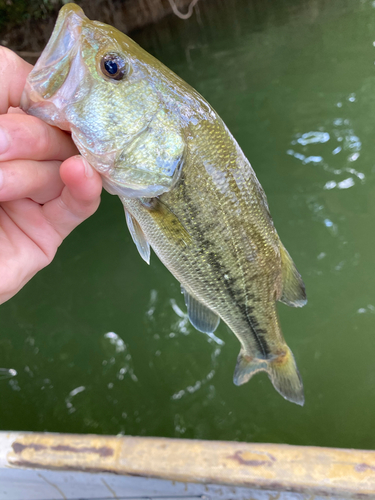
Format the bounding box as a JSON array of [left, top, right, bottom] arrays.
[[21, 3, 307, 405]]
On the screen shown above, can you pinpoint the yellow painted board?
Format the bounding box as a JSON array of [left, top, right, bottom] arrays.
[[2, 432, 375, 498]]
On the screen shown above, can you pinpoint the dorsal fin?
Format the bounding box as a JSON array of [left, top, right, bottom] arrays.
[[125, 209, 150, 264], [181, 286, 220, 334], [279, 244, 306, 308]]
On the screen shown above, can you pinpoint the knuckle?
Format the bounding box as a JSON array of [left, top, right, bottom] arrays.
[[11, 115, 59, 160], [0, 47, 32, 113], [67, 195, 100, 220], [0, 48, 24, 95], [0, 48, 15, 111], [0, 47, 19, 70], [33, 120, 51, 155], [57, 196, 83, 221]]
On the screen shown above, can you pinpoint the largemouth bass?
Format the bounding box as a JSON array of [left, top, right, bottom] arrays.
[[21, 4, 307, 405]]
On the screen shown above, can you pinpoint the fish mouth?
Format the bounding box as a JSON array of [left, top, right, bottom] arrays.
[[20, 4, 86, 119]]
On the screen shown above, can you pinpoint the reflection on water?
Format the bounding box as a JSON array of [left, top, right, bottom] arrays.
[[167, 298, 224, 411], [288, 119, 363, 181], [1, 0, 375, 448], [145, 288, 224, 415], [65, 385, 86, 414], [0, 368, 17, 380], [102, 331, 138, 383]]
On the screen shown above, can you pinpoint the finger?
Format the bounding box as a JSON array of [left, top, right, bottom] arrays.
[[43, 156, 102, 239], [0, 47, 32, 114], [0, 198, 60, 263], [0, 159, 63, 204], [0, 202, 52, 303], [0, 113, 78, 161]]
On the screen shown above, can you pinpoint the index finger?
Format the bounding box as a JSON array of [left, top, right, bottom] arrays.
[[0, 47, 33, 114]]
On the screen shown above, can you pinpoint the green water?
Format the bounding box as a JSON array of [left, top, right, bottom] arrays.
[[1, 0, 375, 449]]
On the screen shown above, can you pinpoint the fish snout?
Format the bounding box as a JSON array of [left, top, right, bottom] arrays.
[[20, 4, 89, 129], [40, 3, 86, 68], [22, 3, 86, 105]]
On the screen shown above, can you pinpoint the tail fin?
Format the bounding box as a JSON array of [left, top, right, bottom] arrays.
[[233, 347, 304, 406]]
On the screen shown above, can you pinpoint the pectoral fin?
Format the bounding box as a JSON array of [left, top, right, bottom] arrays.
[[141, 198, 192, 247], [125, 209, 150, 265], [279, 244, 307, 307], [182, 287, 220, 334]]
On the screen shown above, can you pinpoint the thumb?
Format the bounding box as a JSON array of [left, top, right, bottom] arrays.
[[42, 155, 102, 239]]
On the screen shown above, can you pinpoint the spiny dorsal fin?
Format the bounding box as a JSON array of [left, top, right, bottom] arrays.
[[181, 286, 220, 334], [125, 209, 150, 265], [279, 244, 307, 308]]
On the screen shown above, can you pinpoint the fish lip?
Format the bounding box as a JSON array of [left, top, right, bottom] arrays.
[[21, 4, 86, 111], [35, 4, 85, 69]]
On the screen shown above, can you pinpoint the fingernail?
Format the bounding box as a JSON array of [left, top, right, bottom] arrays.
[[0, 127, 10, 155], [81, 157, 94, 178]]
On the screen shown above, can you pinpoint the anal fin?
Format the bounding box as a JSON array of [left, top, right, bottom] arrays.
[[279, 244, 307, 308], [125, 209, 150, 265], [182, 286, 220, 334]]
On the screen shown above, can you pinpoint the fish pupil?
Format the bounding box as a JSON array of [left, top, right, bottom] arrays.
[[104, 60, 118, 75], [100, 53, 128, 81]]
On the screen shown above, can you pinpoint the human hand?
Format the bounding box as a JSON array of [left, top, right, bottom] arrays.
[[0, 47, 102, 304]]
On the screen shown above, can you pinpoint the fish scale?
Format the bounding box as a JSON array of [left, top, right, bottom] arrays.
[[21, 3, 307, 405]]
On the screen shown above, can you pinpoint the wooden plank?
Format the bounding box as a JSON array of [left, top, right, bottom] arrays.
[[0, 432, 374, 498], [0, 466, 337, 500]]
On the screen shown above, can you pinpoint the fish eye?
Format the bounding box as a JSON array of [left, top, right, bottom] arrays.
[[100, 53, 128, 81]]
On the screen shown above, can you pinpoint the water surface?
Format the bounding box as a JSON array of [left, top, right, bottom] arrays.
[[1, 0, 375, 449]]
